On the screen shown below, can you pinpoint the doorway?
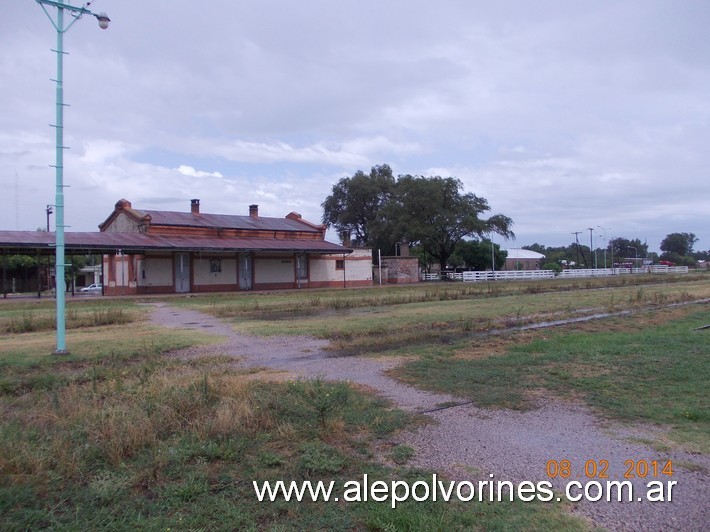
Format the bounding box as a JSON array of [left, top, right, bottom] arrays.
[[174, 252, 190, 293]]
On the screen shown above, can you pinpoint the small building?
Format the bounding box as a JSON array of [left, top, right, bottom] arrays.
[[0, 199, 373, 296], [503, 248, 545, 271]]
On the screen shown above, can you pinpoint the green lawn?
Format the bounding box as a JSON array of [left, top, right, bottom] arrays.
[[1, 276, 707, 529], [396, 306, 710, 452]]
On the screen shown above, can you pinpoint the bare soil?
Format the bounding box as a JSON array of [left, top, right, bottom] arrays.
[[149, 302, 709, 531]]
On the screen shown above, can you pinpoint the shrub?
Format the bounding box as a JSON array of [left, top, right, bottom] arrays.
[[542, 262, 562, 274]]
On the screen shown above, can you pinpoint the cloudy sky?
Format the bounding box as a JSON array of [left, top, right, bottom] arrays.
[[2, 0, 708, 253]]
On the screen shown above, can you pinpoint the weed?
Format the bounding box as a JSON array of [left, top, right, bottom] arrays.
[[287, 378, 350, 429], [8, 312, 37, 333], [390, 444, 415, 465], [298, 441, 346, 474]]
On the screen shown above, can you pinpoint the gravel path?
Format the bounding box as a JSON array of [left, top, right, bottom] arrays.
[[149, 302, 709, 531]]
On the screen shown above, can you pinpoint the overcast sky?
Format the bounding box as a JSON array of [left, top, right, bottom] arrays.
[[2, 0, 708, 253]]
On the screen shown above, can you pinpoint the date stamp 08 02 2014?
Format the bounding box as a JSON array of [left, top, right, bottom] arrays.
[[546, 459, 674, 480]]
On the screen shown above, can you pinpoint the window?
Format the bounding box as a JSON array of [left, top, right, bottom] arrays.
[[335, 259, 345, 270], [209, 259, 222, 273]]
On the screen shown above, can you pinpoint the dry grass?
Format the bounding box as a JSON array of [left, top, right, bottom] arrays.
[[1, 364, 269, 478]]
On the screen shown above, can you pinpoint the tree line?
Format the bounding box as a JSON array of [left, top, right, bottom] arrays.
[[322, 164, 707, 270], [525, 233, 705, 269]]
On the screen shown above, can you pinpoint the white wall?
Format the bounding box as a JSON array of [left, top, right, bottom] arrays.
[[193, 257, 237, 286], [254, 256, 294, 284], [141, 256, 173, 287], [310, 249, 372, 283]]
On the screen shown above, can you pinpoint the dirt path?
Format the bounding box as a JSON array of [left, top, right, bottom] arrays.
[[149, 303, 709, 531]]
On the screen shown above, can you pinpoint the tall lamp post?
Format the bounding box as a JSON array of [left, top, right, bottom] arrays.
[[597, 225, 609, 269], [588, 228, 596, 268], [36, 0, 110, 354]]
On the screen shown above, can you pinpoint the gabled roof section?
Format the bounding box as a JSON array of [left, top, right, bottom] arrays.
[[99, 199, 326, 234], [98, 199, 151, 231], [141, 209, 323, 233]]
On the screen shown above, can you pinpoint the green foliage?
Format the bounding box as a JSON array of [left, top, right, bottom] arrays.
[[610, 237, 648, 261], [321, 166, 514, 266], [390, 175, 514, 269], [286, 378, 350, 429], [661, 232, 697, 257], [321, 164, 396, 248], [542, 262, 562, 274], [451, 239, 508, 271], [660, 252, 696, 267], [390, 444, 415, 465]]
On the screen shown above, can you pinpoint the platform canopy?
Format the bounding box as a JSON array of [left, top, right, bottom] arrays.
[[0, 231, 352, 256]]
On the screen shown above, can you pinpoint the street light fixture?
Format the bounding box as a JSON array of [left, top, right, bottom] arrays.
[[46, 205, 53, 232], [36, 0, 110, 354]]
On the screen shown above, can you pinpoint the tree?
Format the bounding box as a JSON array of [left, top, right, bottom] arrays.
[[321, 168, 514, 268], [389, 175, 514, 270], [609, 238, 648, 263], [660, 232, 697, 257], [321, 164, 395, 247], [451, 239, 507, 271]]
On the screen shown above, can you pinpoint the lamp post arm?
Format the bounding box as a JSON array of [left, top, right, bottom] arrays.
[[37, 0, 107, 32]]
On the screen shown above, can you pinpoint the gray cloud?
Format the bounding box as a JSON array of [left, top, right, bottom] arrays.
[[1, 0, 708, 252]]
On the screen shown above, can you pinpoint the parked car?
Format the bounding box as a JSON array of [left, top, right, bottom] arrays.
[[79, 283, 102, 294]]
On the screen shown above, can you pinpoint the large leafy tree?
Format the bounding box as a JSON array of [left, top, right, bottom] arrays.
[[322, 168, 514, 268], [321, 164, 395, 247], [660, 232, 697, 257], [391, 175, 513, 269], [660, 232, 698, 266], [609, 237, 648, 260]]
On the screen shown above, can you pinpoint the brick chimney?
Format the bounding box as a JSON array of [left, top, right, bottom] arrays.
[[340, 231, 351, 247], [249, 204, 259, 218], [190, 199, 200, 215]]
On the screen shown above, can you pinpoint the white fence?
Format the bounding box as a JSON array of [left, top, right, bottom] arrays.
[[559, 266, 688, 278], [420, 265, 688, 282], [463, 270, 555, 282]]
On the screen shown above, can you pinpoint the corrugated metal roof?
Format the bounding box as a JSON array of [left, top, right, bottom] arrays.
[[0, 231, 351, 255], [140, 210, 322, 233], [504, 248, 546, 260]]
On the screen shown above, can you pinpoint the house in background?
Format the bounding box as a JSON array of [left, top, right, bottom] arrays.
[[503, 248, 545, 270], [98, 199, 372, 295]]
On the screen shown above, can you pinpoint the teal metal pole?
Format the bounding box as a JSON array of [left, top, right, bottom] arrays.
[[38, 0, 110, 354], [54, 5, 68, 354]]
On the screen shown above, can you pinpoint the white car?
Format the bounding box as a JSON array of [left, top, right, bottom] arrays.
[[79, 283, 103, 294]]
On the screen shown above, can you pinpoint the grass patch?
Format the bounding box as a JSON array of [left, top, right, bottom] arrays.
[[390, 444, 416, 465], [0, 299, 142, 334], [0, 353, 584, 530], [173, 277, 710, 356], [396, 306, 710, 452], [172, 273, 708, 320], [0, 320, 221, 395]]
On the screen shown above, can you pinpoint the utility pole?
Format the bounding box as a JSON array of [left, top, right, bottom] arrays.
[[572, 231, 584, 268], [588, 228, 595, 268]]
